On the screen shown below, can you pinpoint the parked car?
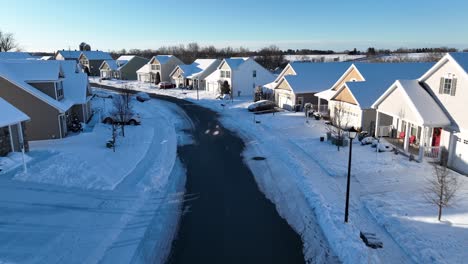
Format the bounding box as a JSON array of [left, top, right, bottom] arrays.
[[248, 100, 276, 113], [103, 113, 141, 125], [136, 92, 150, 102], [159, 81, 176, 89], [93, 90, 113, 99]]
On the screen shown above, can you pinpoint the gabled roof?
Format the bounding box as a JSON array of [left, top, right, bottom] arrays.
[[448, 52, 468, 74], [0, 97, 30, 127], [335, 63, 435, 108], [221, 57, 249, 70], [0, 60, 88, 112], [373, 80, 450, 127], [171, 59, 219, 79], [151, 55, 174, 64], [279, 62, 353, 94], [0, 52, 34, 60], [116, 55, 135, 67], [100, 60, 119, 71], [56, 50, 82, 60], [80, 51, 113, 60]]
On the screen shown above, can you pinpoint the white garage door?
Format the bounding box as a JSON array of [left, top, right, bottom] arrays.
[[452, 136, 468, 174], [278, 94, 293, 110]]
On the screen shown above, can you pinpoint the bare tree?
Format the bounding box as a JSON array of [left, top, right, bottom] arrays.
[[0, 30, 18, 52], [326, 101, 351, 151], [112, 87, 133, 137], [424, 157, 459, 221]]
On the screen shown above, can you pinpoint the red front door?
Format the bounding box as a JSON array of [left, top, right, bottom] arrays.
[[432, 128, 441, 147]]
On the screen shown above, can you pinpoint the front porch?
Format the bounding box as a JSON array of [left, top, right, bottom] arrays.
[[375, 111, 444, 162]]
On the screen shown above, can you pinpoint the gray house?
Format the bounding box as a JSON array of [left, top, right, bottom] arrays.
[[99, 55, 149, 80], [147, 55, 183, 84], [78, 51, 113, 76], [0, 60, 91, 141]]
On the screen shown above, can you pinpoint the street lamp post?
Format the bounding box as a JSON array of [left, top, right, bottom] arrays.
[[344, 126, 358, 223]]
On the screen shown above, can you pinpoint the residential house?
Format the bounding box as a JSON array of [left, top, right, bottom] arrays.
[[327, 63, 434, 134], [99, 55, 149, 80], [137, 64, 151, 82], [0, 60, 91, 141], [170, 59, 221, 89], [372, 53, 468, 174], [268, 62, 351, 111], [0, 98, 30, 156], [146, 55, 183, 84], [55, 50, 82, 61], [78, 51, 113, 76], [204, 57, 275, 98]]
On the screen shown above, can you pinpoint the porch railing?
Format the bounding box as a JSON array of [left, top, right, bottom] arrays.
[[377, 125, 392, 137], [423, 146, 442, 161], [310, 104, 329, 114]]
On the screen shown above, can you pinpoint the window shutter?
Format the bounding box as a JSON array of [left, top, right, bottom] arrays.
[[451, 78, 457, 96], [439, 77, 444, 94]]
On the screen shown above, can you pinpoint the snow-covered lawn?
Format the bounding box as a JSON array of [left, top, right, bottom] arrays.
[[96, 79, 468, 264], [0, 93, 191, 263]]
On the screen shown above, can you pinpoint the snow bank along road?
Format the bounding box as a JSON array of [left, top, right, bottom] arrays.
[[0, 97, 188, 263]]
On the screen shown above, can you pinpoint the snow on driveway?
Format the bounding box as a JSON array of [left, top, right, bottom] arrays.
[[101, 80, 468, 264], [0, 95, 191, 263]]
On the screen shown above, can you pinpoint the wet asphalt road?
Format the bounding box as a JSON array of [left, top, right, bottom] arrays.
[[94, 85, 305, 264]]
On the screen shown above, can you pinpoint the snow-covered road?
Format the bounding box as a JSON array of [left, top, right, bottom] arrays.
[[0, 98, 189, 263]]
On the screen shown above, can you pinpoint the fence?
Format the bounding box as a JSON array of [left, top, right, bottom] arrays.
[[423, 146, 442, 161]]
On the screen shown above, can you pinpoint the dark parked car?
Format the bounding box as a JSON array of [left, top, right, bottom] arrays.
[[248, 100, 277, 113], [159, 81, 176, 89], [136, 92, 150, 102]]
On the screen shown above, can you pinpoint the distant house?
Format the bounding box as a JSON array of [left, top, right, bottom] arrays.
[[55, 50, 82, 61], [373, 53, 468, 174], [204, 57, 275, 98], [137, 64, 151, 83], [269, 62, 351, 111], [99, 55, 149, 80], [78, 51, 113, 76], [0, 60, 91, 140], [0, 98, 30, 156], [328, 63, 434, 134], [145, 55, 183, 84], [170, 59, 221, 89], [0, 52, 34, 60]]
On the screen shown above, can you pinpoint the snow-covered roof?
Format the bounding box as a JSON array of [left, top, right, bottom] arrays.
[[448, 52, 468, 74], [172, 59, 219, 79], [0, 52, 34, 60], [137, 64, 150, 74], [222, 57, 249, 70], [0, 60, 88, 112], [116, 55, 135, 68], [80, 51, 113, 60], [315, 88, 338, 101], [0, 97, 30, 127], [56, 50, 82, 60], [263, 81, 277, 90], [281, 62, 353, 94], [152, 55, 174, 64], [40, 56, 53, 60], [341, 63, 435, 108], [373, 80, 451, 127], [100, 60, 119, 71]]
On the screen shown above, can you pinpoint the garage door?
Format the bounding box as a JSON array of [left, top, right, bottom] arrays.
[[452, 136, 468, 174], [278, 94, 293, 110]]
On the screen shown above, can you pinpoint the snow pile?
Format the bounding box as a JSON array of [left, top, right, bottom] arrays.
[[0, 152, 31, 174]]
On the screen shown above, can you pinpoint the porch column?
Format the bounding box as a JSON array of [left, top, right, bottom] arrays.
[[403, 122, 411, 152], [317, 97, 321, 112], [418, 126, 426, 161], [375, 111, 380, 137]]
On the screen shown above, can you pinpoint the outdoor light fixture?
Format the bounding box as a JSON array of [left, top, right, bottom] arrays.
[[344, 126, 358, 223]]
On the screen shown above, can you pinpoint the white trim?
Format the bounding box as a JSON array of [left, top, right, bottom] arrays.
[[8, 125, 15, 152], [329, 64, 366, 91], [419, 53, 468, 82], [330, 83, 360, 107]]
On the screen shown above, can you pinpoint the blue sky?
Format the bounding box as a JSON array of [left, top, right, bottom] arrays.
[[1, 0, 467, 52]]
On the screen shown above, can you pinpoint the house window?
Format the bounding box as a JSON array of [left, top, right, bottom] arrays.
[[56, 81, 64, 100], [151, 64, 160, 71], [220, 71, 226, 78], [439, 77, 457, 96], [253, 70, 257, 78], [226, 71, 231, 78]]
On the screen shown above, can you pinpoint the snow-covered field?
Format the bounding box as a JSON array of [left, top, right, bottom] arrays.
[[0, 93, 192, 263], [95, 79, 468, 264]]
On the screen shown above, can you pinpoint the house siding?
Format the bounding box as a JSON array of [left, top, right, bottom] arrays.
[[120, 57, 149, 80], [0, 77, 62, 140], [333, 87, 357, 105], [28, 82, 57, 100], [332, 67, 363, 90]]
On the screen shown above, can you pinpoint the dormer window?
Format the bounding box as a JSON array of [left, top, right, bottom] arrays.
[[56, 81, 64, 100], [220, 70, 231, 78], [439, 76, 457, 96], [151, 64, 160, 71]]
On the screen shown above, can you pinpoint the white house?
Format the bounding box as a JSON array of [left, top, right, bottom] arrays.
[[169, 59, 221, 89], [327, 63, 434, 134], [205, 57, 275, 98], [373, 53, 468, 174]]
